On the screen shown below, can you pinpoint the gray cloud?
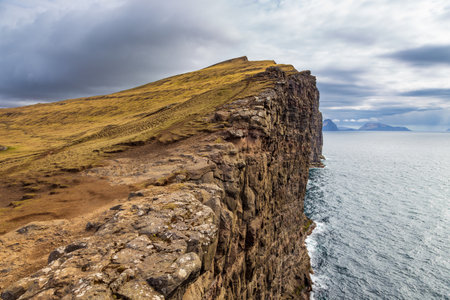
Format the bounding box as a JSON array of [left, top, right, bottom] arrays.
[[383, 45, 450, 66], [399, 88, 450, 98], [318, 82, 374, 98], [316, 67, 367, 83], [317, 81, 376, 109], [322, 28, 379, 46], [0, 0, 240, 105], [381, 108, 450, 131], [441, 5, 450, 20]]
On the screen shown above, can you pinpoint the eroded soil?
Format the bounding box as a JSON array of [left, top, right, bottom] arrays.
[[0, 133, 215, 291]]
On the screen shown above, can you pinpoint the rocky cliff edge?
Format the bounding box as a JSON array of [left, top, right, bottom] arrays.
[[1, 66, 322, 299]]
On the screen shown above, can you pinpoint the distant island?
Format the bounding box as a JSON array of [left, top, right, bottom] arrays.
[[323, 119, 411, 131], [359, 122, 410, 131], [337, 126, 356, 131], [323, 119, 338, 131]]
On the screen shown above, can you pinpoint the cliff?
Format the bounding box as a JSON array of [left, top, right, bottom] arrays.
[[0, 59, 322, 299]]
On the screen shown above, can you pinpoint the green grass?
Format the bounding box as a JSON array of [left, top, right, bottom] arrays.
[[0, 57, 297, 178]]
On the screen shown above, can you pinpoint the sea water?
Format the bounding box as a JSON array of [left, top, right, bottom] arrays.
[[305, 132, 450, 299]]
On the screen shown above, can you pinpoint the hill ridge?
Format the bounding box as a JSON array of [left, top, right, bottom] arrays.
[[0, 58, 323, 299], [0, 58, 296, 179]]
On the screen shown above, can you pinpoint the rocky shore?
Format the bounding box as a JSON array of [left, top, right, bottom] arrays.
[[1, 66, 322, 299]]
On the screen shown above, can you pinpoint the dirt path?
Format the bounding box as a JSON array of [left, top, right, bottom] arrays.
[[0, 174, 131, 235]]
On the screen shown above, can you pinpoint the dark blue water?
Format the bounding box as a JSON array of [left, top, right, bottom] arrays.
[[305, 132, 450, 300]]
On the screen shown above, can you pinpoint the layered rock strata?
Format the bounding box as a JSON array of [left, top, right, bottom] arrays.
[[1, 66, 322, 299]]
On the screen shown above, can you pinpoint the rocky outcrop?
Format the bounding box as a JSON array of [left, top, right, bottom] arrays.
[[322, 119, 338, 131], [1, 66, 322, 299]]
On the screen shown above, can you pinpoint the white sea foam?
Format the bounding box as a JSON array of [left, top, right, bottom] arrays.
[[305, 221, 327, 299], [310, 273, 329, 300], [305, 221, 325, 253]]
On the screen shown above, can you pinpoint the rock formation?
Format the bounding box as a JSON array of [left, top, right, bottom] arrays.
[[322, 119, 338, 131], [1, 62, 322, 299]]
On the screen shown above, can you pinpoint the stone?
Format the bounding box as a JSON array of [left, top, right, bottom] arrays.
[[1, 278, 33, 300], [146, 253, 201, 297], [16, 224, 41, 234], [85, 221, 101, 231], [64, 242, 87, 253], [128, 191, 144, 199], [117, 280, 162, 300], [213, 111, 230, 122], [226, 128, 244, 139], [47, 246, 65, 264], [109, 204, 123, 210]]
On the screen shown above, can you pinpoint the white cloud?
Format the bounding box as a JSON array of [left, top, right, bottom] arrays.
[[0, 0, 449, 129]]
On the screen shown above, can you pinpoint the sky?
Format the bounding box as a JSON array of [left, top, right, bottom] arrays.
[[1, 0, 449, 131]]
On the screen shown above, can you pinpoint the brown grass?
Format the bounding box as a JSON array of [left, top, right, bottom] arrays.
[[0, 56, 295, 178], [0, 56, 296, 234]]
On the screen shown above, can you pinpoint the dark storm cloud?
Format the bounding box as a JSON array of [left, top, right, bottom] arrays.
[[0, 0, 239, 106], [384, 45, 450, 66], [399, 88, 450, 98]]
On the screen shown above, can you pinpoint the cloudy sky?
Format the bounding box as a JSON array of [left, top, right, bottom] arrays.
[[1, 0, 449, 130]]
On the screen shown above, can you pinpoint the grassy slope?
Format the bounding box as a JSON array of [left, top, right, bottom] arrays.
[[0, 57, 296, 178]]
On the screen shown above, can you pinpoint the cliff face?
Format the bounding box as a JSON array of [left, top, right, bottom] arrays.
[[1, 66, 322, 299]]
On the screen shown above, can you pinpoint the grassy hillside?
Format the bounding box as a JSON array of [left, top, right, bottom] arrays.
[[0, 57, 296, 178]]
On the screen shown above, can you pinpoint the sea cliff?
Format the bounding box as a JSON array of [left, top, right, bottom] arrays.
[[1, 60, 322, 299]]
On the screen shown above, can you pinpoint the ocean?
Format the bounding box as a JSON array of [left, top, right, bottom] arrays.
[[305, 132, 450, 299]]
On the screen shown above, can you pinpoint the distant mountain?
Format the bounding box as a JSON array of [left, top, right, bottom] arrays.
[[338, 127, 357, 131], [323, 119, 338, 131], [359, 122, 410, 131], [447, 128, 450, 132]]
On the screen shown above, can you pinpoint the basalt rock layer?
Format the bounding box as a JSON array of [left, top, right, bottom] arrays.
[[1, 61, 322, 299]]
